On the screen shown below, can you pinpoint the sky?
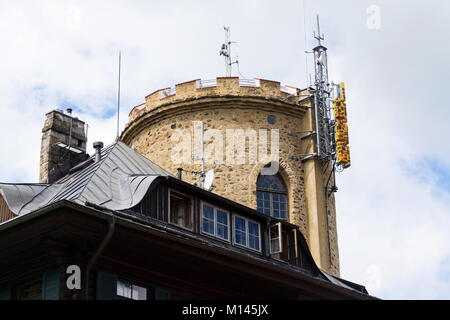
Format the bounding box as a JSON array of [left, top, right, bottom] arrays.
[[1, 0, 450, 299]]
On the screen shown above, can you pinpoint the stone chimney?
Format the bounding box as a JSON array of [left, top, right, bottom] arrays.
[[39, 109, 88, 184]]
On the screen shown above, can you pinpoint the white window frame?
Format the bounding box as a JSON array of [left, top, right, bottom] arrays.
[[270, 222, 283, 255], [168, 189, 193, 231], [116, 279, 147, 300], [200, 202, 230, 242], [232, 214, 262, 253]]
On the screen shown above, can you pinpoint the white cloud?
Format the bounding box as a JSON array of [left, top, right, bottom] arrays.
[[0, 0, 449, 299]]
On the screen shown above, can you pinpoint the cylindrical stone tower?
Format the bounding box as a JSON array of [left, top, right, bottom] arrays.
[[121, 77, 340, 276]]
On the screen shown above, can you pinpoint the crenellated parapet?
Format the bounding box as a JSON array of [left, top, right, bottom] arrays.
[[128, 77, 302, 123]]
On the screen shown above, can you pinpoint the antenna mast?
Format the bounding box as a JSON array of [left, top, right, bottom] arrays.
[[116, 51, 121, 138], [312, 15, 334, 161], [219, 26, 239, 77], [309, 15, 351, 182]]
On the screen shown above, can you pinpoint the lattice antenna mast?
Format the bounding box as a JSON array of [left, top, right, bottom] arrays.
[[219, 26, 239, 77], [312, 15, 335, 161]]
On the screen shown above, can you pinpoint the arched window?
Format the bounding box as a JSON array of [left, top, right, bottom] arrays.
[[256, 173, 288, 219]]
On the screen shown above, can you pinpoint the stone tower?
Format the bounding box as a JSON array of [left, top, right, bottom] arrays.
[[120, 77, 340, 276], [39, 109, 88, 184]]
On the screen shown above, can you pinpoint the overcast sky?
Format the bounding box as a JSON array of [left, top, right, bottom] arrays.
[[1, 0, 450, 299]]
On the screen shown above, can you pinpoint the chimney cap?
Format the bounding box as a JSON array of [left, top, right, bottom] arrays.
[[93, 141, 104, 162], [93, 141, 104, 149]]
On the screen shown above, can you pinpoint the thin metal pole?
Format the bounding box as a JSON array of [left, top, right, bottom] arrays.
[[117, 52, 121, 138], [302, 0, 309, 86], [200, 121, 205, 188], [225, 27, 231, 77], [85, 123, 89, 147], [227, 30, 231, 77], [316, 15, 322, 45], [224, 28, 228, 76], [68, 111, 73, 152]]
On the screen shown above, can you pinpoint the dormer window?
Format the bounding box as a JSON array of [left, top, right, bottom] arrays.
[[233, 215, 261, 252], [169, 190, 193, 230], [201, 202, 230, 241]]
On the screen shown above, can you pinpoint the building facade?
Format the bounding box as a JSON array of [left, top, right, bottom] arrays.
[[0, 141, 370, 300], [121, 77, 340, 276]]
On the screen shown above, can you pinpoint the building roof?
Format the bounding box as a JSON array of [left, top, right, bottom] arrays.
[[0, 139, 372, 298], [0, 141, 173, 216]]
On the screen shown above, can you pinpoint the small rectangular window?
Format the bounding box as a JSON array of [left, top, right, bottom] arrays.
[[169, 190, 193, 230], [233, 215, 261, 252], [216, 210, 229, 239], [270, 222, 283, 255], [234, 216, 247, 247], [117, 280, 147, 300], [16, 279, 42, 300], [248, 221, 260, 250], [201, 203, 230, 241], [202, 204, 215, 235], [286, 229, 299, 264]]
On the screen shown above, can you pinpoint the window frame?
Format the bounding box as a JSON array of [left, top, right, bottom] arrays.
[[232, 214, 262, 253], [168, 188, 194, 231], [15, 278, 43, 300], [116, 279, 148, 300], [200, 201, 230, 242], [270, 222, 283, 256], [256, 189, 288, 220], [256, 174, 288, 219]]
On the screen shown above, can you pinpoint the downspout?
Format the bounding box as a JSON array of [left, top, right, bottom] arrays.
[[84, 202, 116, 300]]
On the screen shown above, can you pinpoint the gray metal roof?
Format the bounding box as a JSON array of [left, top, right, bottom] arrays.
[[0, 140, 173, 216]]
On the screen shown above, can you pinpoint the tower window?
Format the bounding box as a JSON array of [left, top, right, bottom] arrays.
[[256, 173, 288, 219]]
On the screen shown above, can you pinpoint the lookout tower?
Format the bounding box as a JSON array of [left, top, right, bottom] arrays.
[[120, 77, 340, 276]]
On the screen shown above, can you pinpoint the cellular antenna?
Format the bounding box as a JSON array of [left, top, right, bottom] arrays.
[[313, 14, 325, 45], [312, 15, 333, 161], [116, 51, 121, 139], [219, 26, 239, 77], [308, 14, 351, 189]]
